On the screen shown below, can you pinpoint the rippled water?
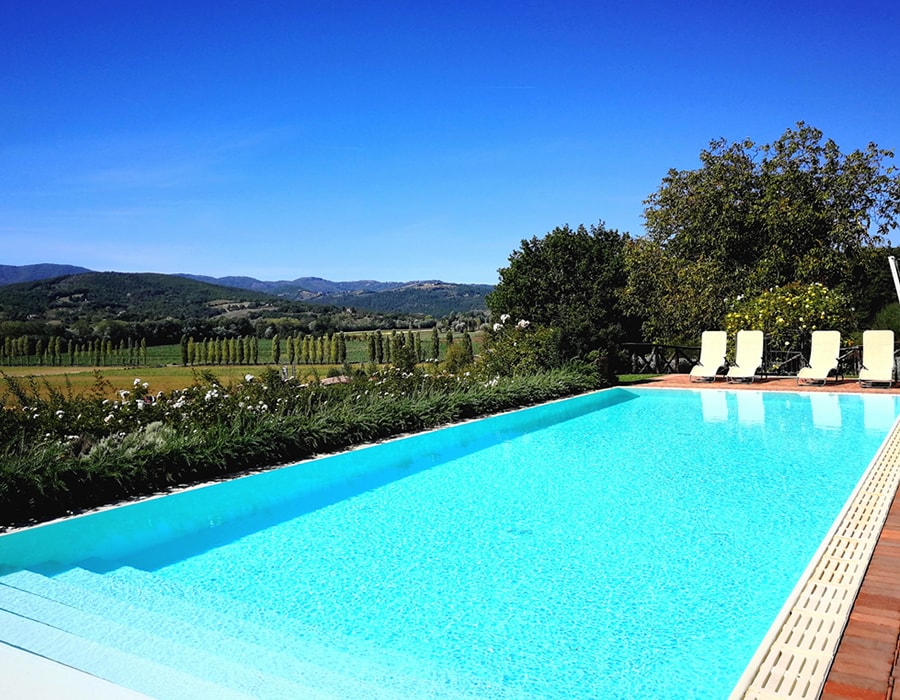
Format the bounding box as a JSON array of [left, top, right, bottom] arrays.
[[2, 388, 897, 698]]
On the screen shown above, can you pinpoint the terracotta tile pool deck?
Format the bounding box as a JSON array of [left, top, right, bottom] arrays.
[[641, 374, 900, 699]]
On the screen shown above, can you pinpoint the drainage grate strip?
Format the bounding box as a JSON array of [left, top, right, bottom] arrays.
[[733, 414, 900, 699]]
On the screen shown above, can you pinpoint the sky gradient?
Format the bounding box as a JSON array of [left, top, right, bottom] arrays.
[[2, 1, 899, 284]]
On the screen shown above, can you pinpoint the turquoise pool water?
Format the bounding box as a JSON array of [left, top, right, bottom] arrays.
[[1, 387, 898, 698]]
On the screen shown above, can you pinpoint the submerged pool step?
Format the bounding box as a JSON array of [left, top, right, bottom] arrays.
[[0, 571, 346, 700], [0, 604, 251, 700], [17, 566, 494, 699], [92, 565, 496, 699], [56, 566, 421, 699]]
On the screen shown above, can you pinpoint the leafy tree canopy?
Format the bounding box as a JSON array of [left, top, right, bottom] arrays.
[[625, 122, 900, 341], [486, 222, 633, 360]]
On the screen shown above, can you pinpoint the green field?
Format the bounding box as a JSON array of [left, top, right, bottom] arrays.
[[0, 364, 326, 400]]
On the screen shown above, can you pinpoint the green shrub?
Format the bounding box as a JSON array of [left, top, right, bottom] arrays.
[[872, 303, 900, 333], [441, 341, 474, 374], [476, 317, 563, 378]]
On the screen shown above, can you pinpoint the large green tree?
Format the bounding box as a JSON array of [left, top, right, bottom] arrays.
[[487, 222, 632, 361], [625, 123, 900, 341]]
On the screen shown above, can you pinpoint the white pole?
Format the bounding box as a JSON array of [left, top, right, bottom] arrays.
[[890, 256, 900, 305]]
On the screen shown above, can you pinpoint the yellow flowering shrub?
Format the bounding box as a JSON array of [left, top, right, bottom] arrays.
[[724, 282, 854, 350]]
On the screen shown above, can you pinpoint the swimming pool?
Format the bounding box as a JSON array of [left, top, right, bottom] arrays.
[[1, 387, 897, 698]]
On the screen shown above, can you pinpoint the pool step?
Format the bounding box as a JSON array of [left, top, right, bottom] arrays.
[[89, 565, 496, 698], [2, 567, 493, 699], [60, 566, 435, 699], [0, 602, 253, 700], [0, 570, 357, 700]]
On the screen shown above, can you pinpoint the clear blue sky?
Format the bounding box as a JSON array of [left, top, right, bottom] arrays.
[[2, 1, 898, 284]]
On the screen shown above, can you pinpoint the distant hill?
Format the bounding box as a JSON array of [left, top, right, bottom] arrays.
[[0, 264, 493, 325], [0, 263, 91, 285], [177, 274, 404, 296], [177, 274, 492, 314], [302, 282, 494, 315], [0, 272, 313, 325]]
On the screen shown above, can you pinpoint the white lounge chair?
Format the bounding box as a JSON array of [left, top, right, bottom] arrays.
[[858, 330, 895, 388], [797, 330, 841, 385], [726, 330, 764, 383], [689, 330, 727, 382]]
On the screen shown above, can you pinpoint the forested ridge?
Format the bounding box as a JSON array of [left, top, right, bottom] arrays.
[[0, 271, 491, 347]]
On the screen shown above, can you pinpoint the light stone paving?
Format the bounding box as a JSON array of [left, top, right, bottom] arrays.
[[0, 642, 152, 699]]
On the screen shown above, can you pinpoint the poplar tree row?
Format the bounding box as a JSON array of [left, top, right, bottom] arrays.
[[181, 335, 260, 366], [363, 329, 464, 365], [270, 333, 349, 366], [0, 336, 148, 367], [0, 329, 472, 369], [180, 333, 352, 366]]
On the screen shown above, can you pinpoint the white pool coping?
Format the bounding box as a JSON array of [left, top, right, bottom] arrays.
[[0, 641, 152, 698]]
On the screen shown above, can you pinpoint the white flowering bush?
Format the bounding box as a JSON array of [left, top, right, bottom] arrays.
[[476, 315, 563, 378]]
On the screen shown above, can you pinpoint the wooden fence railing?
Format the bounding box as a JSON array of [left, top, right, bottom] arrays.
[[623, 341, 899, 377], [622, 343, 699, 374]]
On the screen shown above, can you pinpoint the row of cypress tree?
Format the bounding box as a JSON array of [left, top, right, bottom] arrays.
[[0, 335, 148, 366], [0, 328, 475, 368]]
